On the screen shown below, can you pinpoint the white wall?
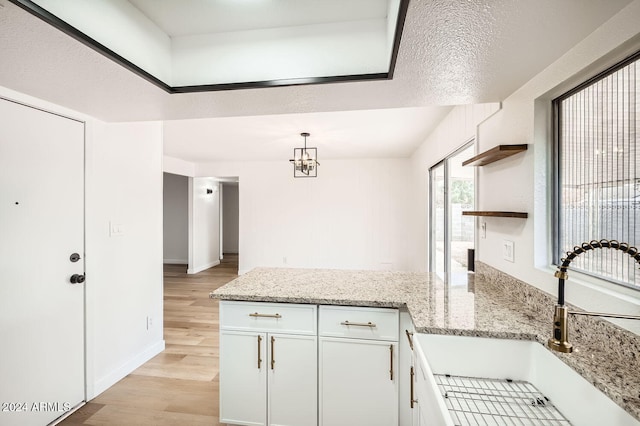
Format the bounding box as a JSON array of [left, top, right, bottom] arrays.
[[407, 103, 501, 272], [163, 155, 196, 177], [410, 0, 640, 335], [85, 120, 164, 397], [163, 173, 188, 264], [188, 177, 221, 274], [222, 182, 239, 254], [198, 159, 410, 275]]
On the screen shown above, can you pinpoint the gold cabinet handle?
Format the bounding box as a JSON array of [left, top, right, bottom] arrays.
[[405, 329, 414, 351], [270, 336, 275, 370], [340, 321, 376, 327], [249, 312, 282, 319], [389, 344, 394, 381], [257, 335, 262, 369], [410, 366, 417, 408]]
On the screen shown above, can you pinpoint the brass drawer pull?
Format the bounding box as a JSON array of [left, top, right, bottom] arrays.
[[410, 366, 417, 408], [270, 336, 275, 370], [257, 335, 263, 369], [405, 329, 414, 351], [249, 312, 282, 319], [389, 344, 394, 381], [340, 321, 376, 327]]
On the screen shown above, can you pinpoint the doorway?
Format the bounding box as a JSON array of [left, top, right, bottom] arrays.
[[0, 97, 85, 425], [429, 141, 475, 285], [221, 181, 239, 260]]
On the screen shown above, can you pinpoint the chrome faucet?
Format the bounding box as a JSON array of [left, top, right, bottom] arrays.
[[548, 239, 640, 353]]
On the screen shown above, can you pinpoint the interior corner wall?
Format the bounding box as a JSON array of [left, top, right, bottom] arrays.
[[197, 158, 411, 275], [85, 120, 165, 398], [188, 177, 221, 274], [222, 183, 239, 254], [163, 172, 188, 264], [407, 103, 501, 272]]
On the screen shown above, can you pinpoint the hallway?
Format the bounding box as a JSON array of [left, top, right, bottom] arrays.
[[62, 256, 237, 425]]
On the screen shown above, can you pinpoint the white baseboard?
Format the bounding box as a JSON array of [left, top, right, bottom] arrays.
[[238, 268, 251, 275], [163, 258, 188, 265], [187, 259, 220, 274], [92, 340, 165, 398]]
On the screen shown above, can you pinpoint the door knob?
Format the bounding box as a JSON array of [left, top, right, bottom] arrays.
[[70, 274, 85, 284]]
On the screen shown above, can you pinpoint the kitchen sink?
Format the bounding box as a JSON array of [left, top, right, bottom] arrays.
[[414, 334, 639, 426]]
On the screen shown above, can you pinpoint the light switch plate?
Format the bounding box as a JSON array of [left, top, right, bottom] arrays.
[[110, 221, 124, 237], [503, 240, 514, 262]]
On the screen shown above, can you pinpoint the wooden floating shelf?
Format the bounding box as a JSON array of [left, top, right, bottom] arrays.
[[462, 144, 528, 166], [462, 211, 528, 218]]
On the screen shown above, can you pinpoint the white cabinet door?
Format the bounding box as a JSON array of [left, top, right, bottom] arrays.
[[268, 334, 317, 426], [320, 337, 398, 426], [220, 331, 268, 426], [399, 310, 417, 426]]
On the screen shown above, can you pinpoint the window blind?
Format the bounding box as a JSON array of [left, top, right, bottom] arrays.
[[555, 55, 640, 289]]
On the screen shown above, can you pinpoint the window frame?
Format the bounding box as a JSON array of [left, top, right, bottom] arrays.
[[552, 49, 640, 290]]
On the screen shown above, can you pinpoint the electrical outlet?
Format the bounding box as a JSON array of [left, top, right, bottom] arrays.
[[146, 316, 153, 330], [503, 240, 515, 262], [283, 257, 287, 265]]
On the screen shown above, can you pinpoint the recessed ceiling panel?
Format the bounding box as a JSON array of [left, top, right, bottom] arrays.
[[128, 0, 391, 37], [14, 0, 408, 92]]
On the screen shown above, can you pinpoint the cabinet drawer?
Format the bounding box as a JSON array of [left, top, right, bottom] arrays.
[[319, 305, 398, 341], [220, 301, 317, 335]]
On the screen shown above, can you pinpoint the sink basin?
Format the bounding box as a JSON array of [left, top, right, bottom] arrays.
[[414, 334, 639, 425]]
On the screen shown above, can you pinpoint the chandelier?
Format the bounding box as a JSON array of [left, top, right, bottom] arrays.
[[289, 132, 319, 178]]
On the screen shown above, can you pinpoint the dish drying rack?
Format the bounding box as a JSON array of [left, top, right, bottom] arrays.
[[434, 374, 571, 425]]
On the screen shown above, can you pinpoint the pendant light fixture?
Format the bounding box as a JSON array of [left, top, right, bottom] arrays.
[[289, 132, 319, 178]]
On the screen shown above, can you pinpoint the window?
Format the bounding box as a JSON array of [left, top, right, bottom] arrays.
[[553, 51, 640, 289]]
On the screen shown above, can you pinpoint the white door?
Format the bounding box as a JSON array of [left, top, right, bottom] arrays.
[[0, 98, 85, 426], [320, 338, 398, 426], [268, 334, 317, 426]]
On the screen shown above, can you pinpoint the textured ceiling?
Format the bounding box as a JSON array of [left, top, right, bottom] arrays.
[[0, 0, 633, 162]]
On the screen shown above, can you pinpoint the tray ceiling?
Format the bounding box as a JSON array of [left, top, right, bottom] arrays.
[[22, 0, 407, 91]]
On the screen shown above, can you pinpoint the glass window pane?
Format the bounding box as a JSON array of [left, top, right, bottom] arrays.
[[556, 56, 640, 289], [431, 163, 446, 282], [449, 145, 475, 286]]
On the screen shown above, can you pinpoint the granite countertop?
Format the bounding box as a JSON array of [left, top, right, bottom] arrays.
[[210, 267, 545, 339], [210, 265, 640, 422]]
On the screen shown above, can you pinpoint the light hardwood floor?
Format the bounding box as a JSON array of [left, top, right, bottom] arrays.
[[61, 256, 237, 425]]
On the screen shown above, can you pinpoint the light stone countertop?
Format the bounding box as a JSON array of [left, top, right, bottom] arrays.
[[210, 265, 640, 422], [210, 267, 544, 339]]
